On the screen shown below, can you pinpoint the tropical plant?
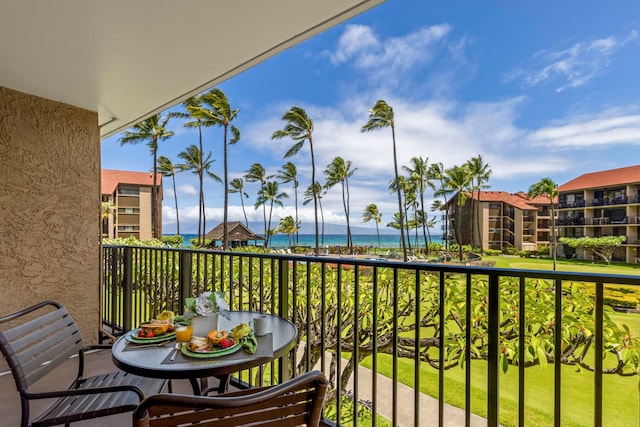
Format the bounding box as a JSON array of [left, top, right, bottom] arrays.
[[101, 201, 115, 237], [304, 182, 326, 246], [362, 203, 382, 249], [244, 163, 268, 244], [177, 145, 222, 245], [438, 164, 473, 261], [428, 162, 450, 251], [389, 175, 414, 253], [229, 178, 250, 227], [119, 113, 173, 238], [403, 156, 431, 254], [361, 100, 407, 261], [272, 107, 319, 254], [277, 215, 299, 248], [255, 181, 288, 247], [528, 177, 559, 270], [466, 155, 492, 253], [189, 89, 240, 249], [157, 155, 181, 235], [324, 156, 357, 253], [275, 161, 300, 245], [559, 236, 627, 264]]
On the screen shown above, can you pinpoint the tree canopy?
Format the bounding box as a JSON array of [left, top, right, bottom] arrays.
[[559, 236, 626, 264]]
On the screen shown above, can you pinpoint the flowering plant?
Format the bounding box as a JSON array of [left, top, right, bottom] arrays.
[[184, 290, 230, 320]]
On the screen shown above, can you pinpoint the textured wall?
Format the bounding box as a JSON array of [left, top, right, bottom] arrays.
[[0, 86, 101, 343]]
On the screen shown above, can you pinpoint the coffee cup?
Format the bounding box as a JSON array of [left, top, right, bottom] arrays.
[[251, 314, 268, 336]]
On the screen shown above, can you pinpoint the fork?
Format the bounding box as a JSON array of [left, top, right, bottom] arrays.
[[132, 341, 170, 349]]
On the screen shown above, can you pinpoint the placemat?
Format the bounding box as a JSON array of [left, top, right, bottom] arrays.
[[122, 340, 174, 352], [161, 333, 273, 364]]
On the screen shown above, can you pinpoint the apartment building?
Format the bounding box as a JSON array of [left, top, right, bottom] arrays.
[[557, 164, 640, 264], [445, 191, 553, 252], [101, 169, 162, 240]]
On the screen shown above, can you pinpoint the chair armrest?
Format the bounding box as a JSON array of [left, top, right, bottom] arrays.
[[82, 344, 113, 352], [25, 384, 145, 401]]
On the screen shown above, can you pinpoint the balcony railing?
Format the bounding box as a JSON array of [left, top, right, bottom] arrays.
[[101, 245, 640, 427]]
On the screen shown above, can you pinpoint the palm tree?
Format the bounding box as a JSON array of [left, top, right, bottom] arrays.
[[428, 162, 450, 251], [101, 201, 115, 237], [466, 155, 492, 253], [189, 89, 240, 249], [389, 174, 414, 254], [177, 145, 221, 245], [157, 156, 181, 235], [528, 177, 559, 270], [229, 178, 249, 227], [439, 164, 473, 261], [277, 215, 299, 248], [324, 156, 357, 253], [255, 181, 288, 247], [244, 163, 267, 244], [275, 161, 300, 245], [362, 203, 382, 250], [403, 156, 431, 255], [119, 114, 173, 238], [272, 107, 319, 254], [303, 182, 326, 246], [361, 100, 407, 261]]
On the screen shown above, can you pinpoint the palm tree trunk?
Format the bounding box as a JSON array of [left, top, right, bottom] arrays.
[[391, 127, 407, 262], [152, 143, 158, 239], [172, 174, 180, 235], [309, 139, 319, 255], [223, 125, 229, 250]]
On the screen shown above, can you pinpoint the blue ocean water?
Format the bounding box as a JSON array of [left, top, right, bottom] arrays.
[[171, 233, 443, 249]]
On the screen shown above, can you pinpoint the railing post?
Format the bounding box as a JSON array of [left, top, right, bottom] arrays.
[[277, 258, 291, 382], [123, 247, 133, 332], [487, 272, 500, 426], [179, 251, 193, 302]]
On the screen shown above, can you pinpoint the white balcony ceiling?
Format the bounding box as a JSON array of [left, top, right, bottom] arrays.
[[0, 0, 384, 138]]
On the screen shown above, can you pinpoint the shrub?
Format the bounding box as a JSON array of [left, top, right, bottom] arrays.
[[483, 249, 501, 256], [162, 235, 184, 248]]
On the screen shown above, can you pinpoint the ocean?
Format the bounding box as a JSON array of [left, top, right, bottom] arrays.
[[170, 233, 443, 249]]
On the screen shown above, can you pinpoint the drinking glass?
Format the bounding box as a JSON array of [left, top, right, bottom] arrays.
[[175, 324, 193, 343]]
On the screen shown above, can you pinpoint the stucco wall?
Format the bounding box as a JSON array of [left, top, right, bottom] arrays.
[[0, 86, 101, 343]]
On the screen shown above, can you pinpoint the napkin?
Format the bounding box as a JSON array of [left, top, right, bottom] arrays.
[[240, 332, 258, 354]]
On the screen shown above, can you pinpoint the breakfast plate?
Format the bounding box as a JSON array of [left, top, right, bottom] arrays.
[[180, 341, 241, 358], [125, 328, 176, 344]]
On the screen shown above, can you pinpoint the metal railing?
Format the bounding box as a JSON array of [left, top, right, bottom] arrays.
[[101, 245, 640, 427]]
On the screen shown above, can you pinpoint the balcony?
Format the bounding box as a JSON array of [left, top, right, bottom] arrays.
[[82, 245, 640, 426]]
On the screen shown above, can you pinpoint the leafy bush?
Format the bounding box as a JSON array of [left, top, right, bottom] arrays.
[[483, 249, 501, 256], [102, 236, 164, 247], [162, 235, 184, 248]]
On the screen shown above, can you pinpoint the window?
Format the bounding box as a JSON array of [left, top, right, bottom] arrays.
[[118, 186, 139, 196], [117, 225, 140, 231], [118, 207, 140, 214]]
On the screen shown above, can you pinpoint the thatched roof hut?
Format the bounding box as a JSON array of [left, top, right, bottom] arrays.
[[205, 222, 264, 246]]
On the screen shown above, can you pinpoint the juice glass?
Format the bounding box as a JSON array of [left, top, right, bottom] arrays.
[[175, 324, 193, 343]]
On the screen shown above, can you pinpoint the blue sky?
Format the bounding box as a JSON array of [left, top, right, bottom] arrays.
[[101, 0, 640, 235]]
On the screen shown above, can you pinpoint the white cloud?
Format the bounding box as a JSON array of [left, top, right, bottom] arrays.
[[178, 184, 197, 195], [507, 31, 637, 92]]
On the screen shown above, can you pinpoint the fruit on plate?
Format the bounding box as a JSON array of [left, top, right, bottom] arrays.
[[156, 310, 175, 321], [188, 336, 211, 352], [140, 323, 170, 336], [207, 329, 229, 345], [231, 323, 251, 339]]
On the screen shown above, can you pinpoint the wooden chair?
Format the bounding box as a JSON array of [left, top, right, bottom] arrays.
[[0, 300, 168, 427], [132, 370, 328, 427]]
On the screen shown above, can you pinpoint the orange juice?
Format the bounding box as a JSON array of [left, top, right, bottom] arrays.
[[175, 325, 193, 342]]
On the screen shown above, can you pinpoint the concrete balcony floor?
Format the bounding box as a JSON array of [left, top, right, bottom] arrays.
[[0, 349, 226, 427]]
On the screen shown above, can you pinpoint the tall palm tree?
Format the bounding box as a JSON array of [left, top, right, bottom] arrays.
[[275, 161, 300, 245], [439, 164, 473, 261], [361, 100, 407, 261], [277, 215, 299, 248], [528, 177, 559, 270], [324, 156, 357, 253], [389, 175, 414, 254], [466, 155, 492, 253], [255, 181, 288, 247], [119, 114, 173, 238], [229, 178, 249, 227], [403, 156, 431, 255], [157, 156, 181, 235], [244, 163, 267, 243], [362, 203, 382, 249], [303, 182, 326, 246], [272, 107, 319, 254], [177, 145, 221, 245], [190, 89, 240, 249], [428, 162, 450, 251]]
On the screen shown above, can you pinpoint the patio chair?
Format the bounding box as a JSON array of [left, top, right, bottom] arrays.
[[132, 370, 328, 427], [0, 300, 168, 427]]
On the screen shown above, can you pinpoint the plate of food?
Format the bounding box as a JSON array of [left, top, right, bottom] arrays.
[[181, 330, 241, 358], [125, 322, 177, 344]]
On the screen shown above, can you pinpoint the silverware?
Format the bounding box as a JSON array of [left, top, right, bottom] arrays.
[[170, 343, 180, 361], [131, 340, 170, 349]]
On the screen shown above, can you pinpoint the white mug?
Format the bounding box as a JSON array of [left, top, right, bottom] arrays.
[[251, 314, 268, 336]]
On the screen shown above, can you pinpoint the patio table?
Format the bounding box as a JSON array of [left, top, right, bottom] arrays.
[[111, 311, 298, 395]]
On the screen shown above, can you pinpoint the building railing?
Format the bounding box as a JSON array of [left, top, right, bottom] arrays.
[[101, 245, 640, 427]]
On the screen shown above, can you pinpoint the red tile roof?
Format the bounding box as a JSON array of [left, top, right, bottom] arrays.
[[101, 169, 162, 194], [473, 191, 540, 211], [559, 164, 640, 192]]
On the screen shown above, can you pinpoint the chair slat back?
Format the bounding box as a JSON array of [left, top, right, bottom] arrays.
[[0, 301, 83, 391], [133, 371, 328, 427]]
